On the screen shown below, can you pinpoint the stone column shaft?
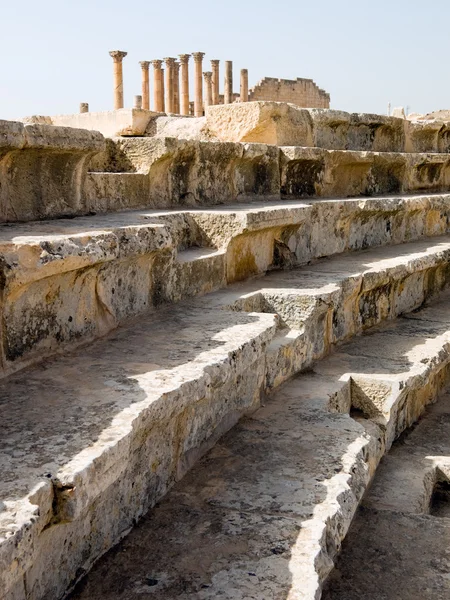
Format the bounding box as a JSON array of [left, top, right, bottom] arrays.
[[109, 50, 127, 109], [173, 61, 180, 114], [211, 60, 220, 105], [224, 60, 233, 104], [192, 52, 205, 117], [240, 69, 248, 103], [139, 61, 150, 110], [152, 60, 164, 112], [161, 68, 165, 111], [203, 72, 213, 109], [179, 54, 191, 116], [164, 57, 176, 113]]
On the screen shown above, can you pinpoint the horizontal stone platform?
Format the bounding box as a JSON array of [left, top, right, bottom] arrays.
[[0, 120, 105, 223], [1, 194, 449, 377], [1, 235, 450, 599], [87, 137, 450, 209], [67, 292, 450, 600]]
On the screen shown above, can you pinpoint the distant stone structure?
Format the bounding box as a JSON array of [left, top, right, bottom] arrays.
[[107, 50, 330, 114], [249, 76, 330, 108]]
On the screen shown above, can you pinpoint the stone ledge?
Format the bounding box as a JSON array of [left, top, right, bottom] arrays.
[[86, 137, 450, 211], [0, 120, 105, 223]]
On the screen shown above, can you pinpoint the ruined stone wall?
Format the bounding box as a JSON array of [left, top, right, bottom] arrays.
[[249, 77, 330, 108]]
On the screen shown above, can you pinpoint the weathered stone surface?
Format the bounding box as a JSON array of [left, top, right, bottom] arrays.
[[309, 109, 406, 152], [280, 147, 450, 198], [86, 136, 450, 211], [0, 305, 276, 600], [22, 109, 161, 138], [67, 293, 450, 600], [86, 137, 281, 208], [205, 101, 314, 145], [249, 76, 330, 108], [202, 103, 450, 154], [323, 389, 450, 600], [1, 194, 448, 376], [144, 115, 213, 140], [2, 233, 450, 599], [4, 106, 450, 600], [0, 121, 105, 222], [203, 236, 450, 389]]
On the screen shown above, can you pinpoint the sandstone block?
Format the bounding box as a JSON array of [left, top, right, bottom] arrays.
[[205, 101, 314, 145], [309, 109, 406, 152], [86, 137, 281, 209], [22, 109, 161, 138], [0, 121, 105, 222]]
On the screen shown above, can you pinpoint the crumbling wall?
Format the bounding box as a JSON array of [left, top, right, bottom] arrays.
[[249, 77, 330, 108]]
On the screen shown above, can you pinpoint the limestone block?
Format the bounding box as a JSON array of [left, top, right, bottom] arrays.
[[280, 147, 450, 199], [86, 137, 281, 208], [205, 101, 314, 145], [22, 109, 161, 138], [408, 153, 450, 192], [309, 109, 406, 152], [144, 115, 213, 140], [0, 120, 105, 222], [405, 119, 441, 152]]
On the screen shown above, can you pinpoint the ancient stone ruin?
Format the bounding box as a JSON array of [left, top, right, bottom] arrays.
[[1, 50, 450, 600]]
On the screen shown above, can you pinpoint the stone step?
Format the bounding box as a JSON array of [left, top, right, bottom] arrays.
[[200, 236, 450, 388], [86, 136, 450, 210], [1, 194, 448, 377], [322, 387, 450, 600], [67, 292, 450, 600], [0, 305, 277, 600], [0, 120, 104, 223], [1, 237, 450, 599]]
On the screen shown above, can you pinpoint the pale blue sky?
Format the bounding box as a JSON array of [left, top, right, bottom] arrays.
[[1, 0, 448, 120]]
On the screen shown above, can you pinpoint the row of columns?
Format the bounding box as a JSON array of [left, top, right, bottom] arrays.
[[109, 50, 249, 115]]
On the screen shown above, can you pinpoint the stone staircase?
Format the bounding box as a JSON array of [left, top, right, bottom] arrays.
[[1, 104, 450, 600]]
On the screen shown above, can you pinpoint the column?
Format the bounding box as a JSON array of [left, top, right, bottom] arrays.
[[109, 50, 127, 109], [240, 69, 248, 102], [152, 60, 164, 112], [139, 61, 150, 110], [173, 60, 180, 114], [203, 72, 213, 109], [161, 68, 165, 112], [211, 59, 220, 105], [224, 60, 233, 104], [79, 103, 89, 113], [178, 54, 191, 116], [192, 52, 205, 117], [134, 95, 142, 109], [164, 57, 175, 113]]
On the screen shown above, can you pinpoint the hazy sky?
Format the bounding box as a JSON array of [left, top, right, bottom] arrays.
[[1, 0, 448, 120]]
